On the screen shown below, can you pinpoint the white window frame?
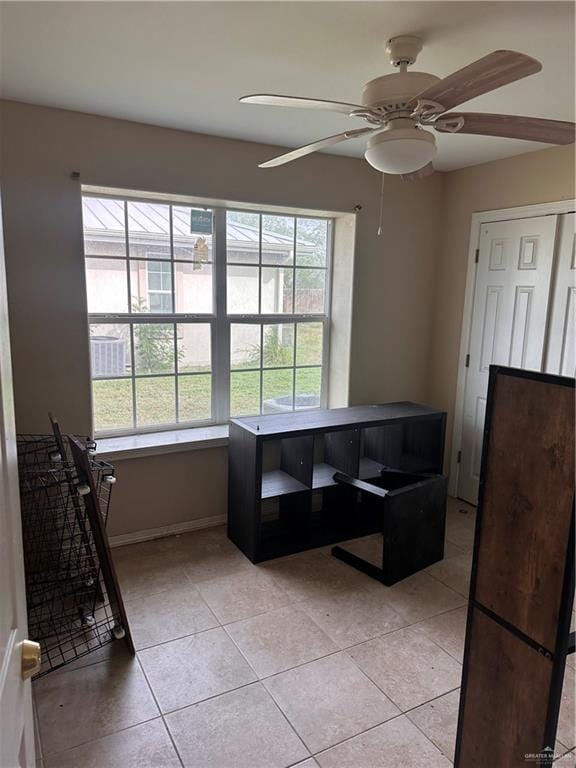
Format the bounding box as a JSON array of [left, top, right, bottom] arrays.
[[84, 191, 333, 438]]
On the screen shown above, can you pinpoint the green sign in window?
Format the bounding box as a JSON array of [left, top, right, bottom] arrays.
[[190, 209, 213, 234]]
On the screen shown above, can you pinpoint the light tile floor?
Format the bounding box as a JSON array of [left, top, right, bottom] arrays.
[[33, 498, 575, 768]]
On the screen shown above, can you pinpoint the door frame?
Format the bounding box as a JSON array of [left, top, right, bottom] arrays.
[[449, 198, 576, 498], [0, 190, 36, 765]]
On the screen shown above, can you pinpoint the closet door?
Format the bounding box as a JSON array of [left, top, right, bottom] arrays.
[[545, 213, 576, 376], [458, 215, 558, 504]]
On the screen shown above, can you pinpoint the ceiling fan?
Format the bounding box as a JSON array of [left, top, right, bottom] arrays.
[[240, 36, 575, 180]]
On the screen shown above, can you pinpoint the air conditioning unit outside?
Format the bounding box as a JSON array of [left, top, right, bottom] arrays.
[[90, 336, 127, 377]]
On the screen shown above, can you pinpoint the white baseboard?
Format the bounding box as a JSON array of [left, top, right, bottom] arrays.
[[108, 514, 227, 548]]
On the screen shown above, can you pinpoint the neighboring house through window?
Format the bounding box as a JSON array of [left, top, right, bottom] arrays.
[[146, 261, 172, 313]]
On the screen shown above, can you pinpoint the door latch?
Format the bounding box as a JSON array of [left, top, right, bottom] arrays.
[[21, 639, 41, 680]]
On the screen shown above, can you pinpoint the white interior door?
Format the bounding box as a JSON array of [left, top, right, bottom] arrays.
[[458, 215, 558, 503], [545, 213, 576, 376], [0, 197, 36, 767]]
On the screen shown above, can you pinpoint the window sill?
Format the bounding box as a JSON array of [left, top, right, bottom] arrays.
[[96, 425, 229, 461]]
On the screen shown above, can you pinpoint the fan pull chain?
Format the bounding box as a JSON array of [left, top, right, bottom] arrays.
[[377, 172, 385, 236]]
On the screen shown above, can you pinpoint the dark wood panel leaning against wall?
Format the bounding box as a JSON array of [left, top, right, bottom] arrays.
[[455, 366, 575, 768]]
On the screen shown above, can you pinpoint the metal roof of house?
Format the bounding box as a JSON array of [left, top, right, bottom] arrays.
[[82, 197, 312, 248]]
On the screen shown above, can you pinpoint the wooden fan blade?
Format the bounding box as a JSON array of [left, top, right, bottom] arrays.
[[401, 163, 435, 181], [436, 112, 576, 144], [408, 50, 542, 113], [240, 93, 366, 116], [258, 127, 377, 168]]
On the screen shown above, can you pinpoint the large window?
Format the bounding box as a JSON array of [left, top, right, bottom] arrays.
[[83, 193, 332, 435]]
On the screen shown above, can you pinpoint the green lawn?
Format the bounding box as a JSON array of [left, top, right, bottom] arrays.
[[93, 366, 322, 431]]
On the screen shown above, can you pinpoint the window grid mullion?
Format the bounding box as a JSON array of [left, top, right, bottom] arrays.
[[88, 314, 215, 324], [213, 208, 229, 423], [259, 323, 264, 414], [129, 323, 137, 430], [90, 314, 327, 324], [258, 216, 263, 414], [96, 371, 214, 381], [292, 322, 297, 412], [258, 214, 262, 315], [173, 323, 180, 424], [292, 219, 298, 409], [123, 200, 132, 316], [87, 253, 218, 266], [320, 220, 334, 408], [222, 314, 328, 324], [169, 209, 180, 424], [222, 362, 321, 377], [169, 205, 176, 314], [228, 261, 326, 272], [123, 201, 137, 430], [292, 217, 297, 317]]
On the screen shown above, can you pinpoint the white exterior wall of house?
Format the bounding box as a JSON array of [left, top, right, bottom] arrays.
[[86, 260, 289, 373], [85, 258, 288, 313], [86, 259, 128, 314], [84, 200, 303, 375]]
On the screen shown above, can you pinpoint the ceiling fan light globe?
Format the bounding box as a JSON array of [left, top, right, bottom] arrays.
[[364, 129, 437, 174]]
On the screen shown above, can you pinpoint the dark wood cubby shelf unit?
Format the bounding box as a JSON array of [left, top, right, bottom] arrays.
[[228, 402, 446, 563]]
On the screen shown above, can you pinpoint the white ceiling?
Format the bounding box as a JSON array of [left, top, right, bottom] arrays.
[[0, 1, 573, 171]]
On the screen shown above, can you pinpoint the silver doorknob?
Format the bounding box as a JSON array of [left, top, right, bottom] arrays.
[[21, 640, 41, 680]]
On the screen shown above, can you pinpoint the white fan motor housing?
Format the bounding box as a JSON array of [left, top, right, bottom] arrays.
[[361, 71, 440, 111]]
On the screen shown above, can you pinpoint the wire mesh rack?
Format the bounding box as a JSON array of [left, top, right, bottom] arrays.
[[17, 424, 132, 678]]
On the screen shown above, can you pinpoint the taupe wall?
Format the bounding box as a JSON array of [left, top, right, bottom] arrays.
[[428, 144, 576, 467], [0, 100, 443, 536], [108, 448, 229, 536], [3, 99, 572, 536]]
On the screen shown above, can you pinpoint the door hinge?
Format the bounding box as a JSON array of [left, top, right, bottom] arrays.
[[475, 249, 479, 263], [457, 450, 462, 464], [465, 354, 470, 367]]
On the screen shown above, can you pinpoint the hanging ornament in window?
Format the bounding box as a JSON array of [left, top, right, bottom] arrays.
[[193, 237, 209, 270]]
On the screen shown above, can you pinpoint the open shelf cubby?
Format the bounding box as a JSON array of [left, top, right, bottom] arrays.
[[261, 435, 313, 499], [361, 419, 445, 476], [228, 403, 446, 562], [312, 429, 360, 489], [261, 471, 308, 499]]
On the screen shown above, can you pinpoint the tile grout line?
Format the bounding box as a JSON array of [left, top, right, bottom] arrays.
[[339, 624, 463, 714], [145, 678, 264, 719], [133, 590, 465, 663], [122, 576, 206, 606], [310, 684, 462, 763], [419, 565, 471, 597], [38, 578, 468, 691], [134, 653, 186, 768], [217, 622, 313, 761], [40, 524, 477, 762], [425, 557, 472, 599], [39, 715, 162, 763], [409, 616, 467, 666], [136, 619, 461, 762], [127, 575, 470, 690], [403, 691, 460, 764], [134, 617, 224, 653], [43, 635, 469, 757], [259, 675, 321, 757]]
